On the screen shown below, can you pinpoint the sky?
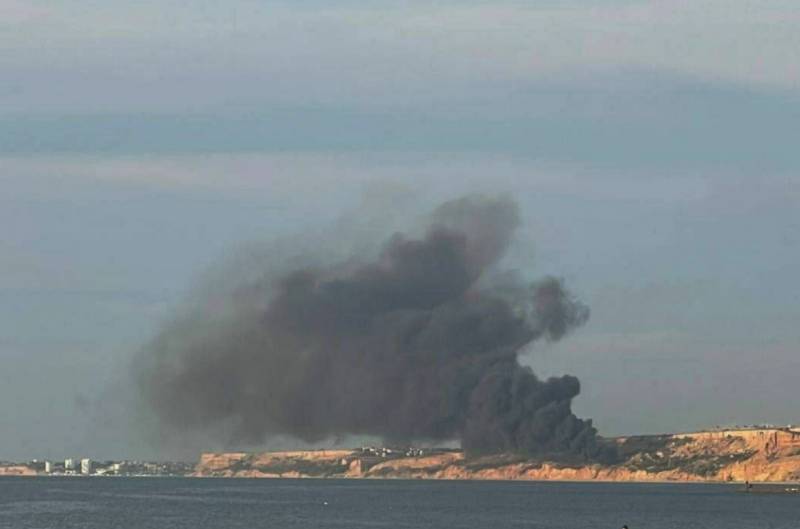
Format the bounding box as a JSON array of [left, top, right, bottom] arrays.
[[1, 0, 799, 461]]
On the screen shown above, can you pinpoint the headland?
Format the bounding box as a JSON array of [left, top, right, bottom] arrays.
[[194, 427, 800, 483]]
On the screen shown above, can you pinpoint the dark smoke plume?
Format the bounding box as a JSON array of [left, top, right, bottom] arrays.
[[138, 196, 601, 458]]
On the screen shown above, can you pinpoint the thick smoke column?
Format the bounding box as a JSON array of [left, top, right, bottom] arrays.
[[138, 196, 599, 457]]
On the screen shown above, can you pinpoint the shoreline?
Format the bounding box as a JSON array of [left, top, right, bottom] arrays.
[[3, 474, 799, 488]]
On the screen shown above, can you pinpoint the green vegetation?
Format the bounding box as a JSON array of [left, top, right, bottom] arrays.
[[620, 436, 757, 477], [228, 455, 256, 473], [253, 458, 348, 477], [625, 447, 756, 477]]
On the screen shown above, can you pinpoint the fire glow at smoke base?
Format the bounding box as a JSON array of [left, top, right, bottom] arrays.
[[138, 196, 606, 459]]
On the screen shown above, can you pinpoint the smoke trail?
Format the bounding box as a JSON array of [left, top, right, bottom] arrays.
[[137, 195, 600, 457]]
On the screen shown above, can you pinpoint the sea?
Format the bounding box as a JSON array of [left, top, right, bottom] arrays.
[[1, 477, 798, 529]]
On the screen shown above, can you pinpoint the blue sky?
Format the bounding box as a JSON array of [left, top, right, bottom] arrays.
[[1, 0, 799, 460]]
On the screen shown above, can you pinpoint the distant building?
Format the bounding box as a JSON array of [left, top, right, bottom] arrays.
[[80, 458, 92, 475], [64, 458, 76, 471], [44, 461, 52, 474]]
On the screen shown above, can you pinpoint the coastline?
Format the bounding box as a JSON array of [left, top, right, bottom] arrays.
[[193, 427, 800, 484], [5, 427, 800, 484]]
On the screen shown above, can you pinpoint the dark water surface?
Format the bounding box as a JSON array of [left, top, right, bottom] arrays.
[[1, 477, 798, 529]]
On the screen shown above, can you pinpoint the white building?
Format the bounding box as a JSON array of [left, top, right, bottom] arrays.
[[44, 461, 52, 473], [64, 458, 76, 471], [80, 458, 92, 475]]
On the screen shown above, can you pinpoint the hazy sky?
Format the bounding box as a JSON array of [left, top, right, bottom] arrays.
[[1, 0, 799, 460]]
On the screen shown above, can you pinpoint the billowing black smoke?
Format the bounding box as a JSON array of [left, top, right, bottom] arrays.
[[138, 196, 601, 458]]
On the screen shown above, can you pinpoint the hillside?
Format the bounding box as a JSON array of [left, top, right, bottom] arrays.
[[0, 465, 37, 476], [194, 428, 800, 482]]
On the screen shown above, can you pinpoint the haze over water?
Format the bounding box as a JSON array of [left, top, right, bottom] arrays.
[[2, 478, 798, 529]]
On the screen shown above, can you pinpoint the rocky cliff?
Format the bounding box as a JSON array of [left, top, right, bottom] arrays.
[[194, 428, 800, 482], [0, 465, 37, 476]]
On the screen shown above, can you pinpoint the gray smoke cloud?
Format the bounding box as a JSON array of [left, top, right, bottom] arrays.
[[137, 195, 601, 458]]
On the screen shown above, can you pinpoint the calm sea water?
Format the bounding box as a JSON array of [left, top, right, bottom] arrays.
[[1, 476, 798, 529]]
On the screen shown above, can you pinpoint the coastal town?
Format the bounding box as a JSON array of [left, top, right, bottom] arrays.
[[0, 457, 193, 477]]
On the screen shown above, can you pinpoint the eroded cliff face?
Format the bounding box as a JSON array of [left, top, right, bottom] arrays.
[[195, 450, 354, 478], [0, 465, 37, 476], [194, 428, 800, 482]]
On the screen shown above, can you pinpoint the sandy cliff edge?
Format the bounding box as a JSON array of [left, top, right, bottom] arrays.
[[194, 428, 800, 483]]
